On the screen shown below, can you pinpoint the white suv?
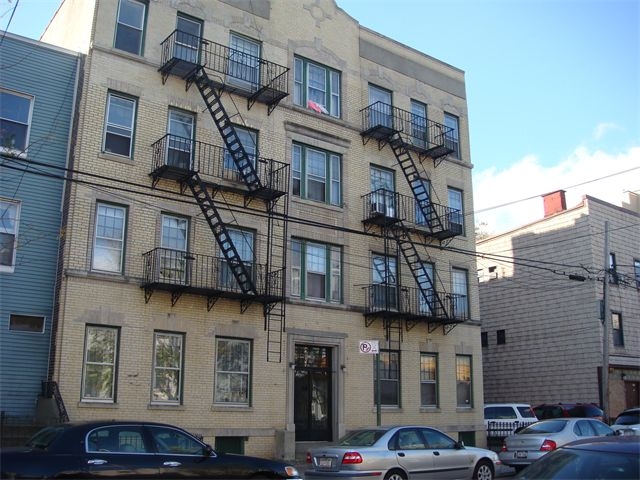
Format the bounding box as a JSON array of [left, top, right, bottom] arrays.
[[484, 403, 538, 436]]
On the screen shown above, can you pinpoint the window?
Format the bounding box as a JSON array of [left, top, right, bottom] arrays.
[[444, 112, 460, 158], [152, 331, 184, 404], [159, 214, 189, 284], [292, 143, 341, 205], [9, 314, 44, 333], [88, 425, 148, 453], [174, 13, 202, 63], [368, 84, 392, 128], [224, 125, 257, 179], [166, 109, 194, 169], [92, 203, 126, 273], [420, 353, 437, 407], [370, 165, 395, 217], [0, 199, 20, 271], [635, 259, 640, 288], [103, 92, 136, 157], [291, 239, 341, 303], [374, 349, 400, 406], [0, 90, 32, 153], [417, 261, 434, 314], [410, 100, 428, 148], [214, 338, 251, 405], [294, 57, 340, 117], [497, 329, 506, 345], [413, 178, 431, 226], [82, 325, 119, 402], [452, 268, 469, 319], [481, 332, 488, 348], [228, 33, 261, 87], [148, 425, 204, 455], [371, 254, 397, 310], [456, 355, 472, 407], [448, 187, 464, 233], [609, 252, 619, 284], [114, 0, 146, 55], [612, 312, 624, 347], [219, 228, 254, 291]]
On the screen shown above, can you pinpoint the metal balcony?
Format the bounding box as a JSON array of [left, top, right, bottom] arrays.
[[362, 188, 463, 240], [141, 247, 284, 309], [150, 134, 289, 200], [360, 102, 455, 161], [159, 30, 289, 112]]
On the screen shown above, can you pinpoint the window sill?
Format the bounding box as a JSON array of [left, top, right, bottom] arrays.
[[78, 401, 118, 408], [420, 406, 440, 413], [98, 152, 134, 164], [148, 403, 185, 411], [211, 404, 253, 413]]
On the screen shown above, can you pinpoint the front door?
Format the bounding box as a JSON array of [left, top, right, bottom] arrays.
[[294, 345, 332, 441]]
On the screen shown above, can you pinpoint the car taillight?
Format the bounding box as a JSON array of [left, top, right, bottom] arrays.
[[540, 439, 557, 451], [342, 452, 363, 464], [306, 452, 311, 463], [500, 441, 508, 452]]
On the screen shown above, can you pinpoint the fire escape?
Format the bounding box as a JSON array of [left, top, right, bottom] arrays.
[[143, 30, 289, 362], [360, 102, 466, 340]]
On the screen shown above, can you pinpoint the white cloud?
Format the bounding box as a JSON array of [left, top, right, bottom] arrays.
[[472, 146, 640, 235], [593, 122, 621, 140]]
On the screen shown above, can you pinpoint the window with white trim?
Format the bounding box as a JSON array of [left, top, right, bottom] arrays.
[[174, 13, 202, 63], [152, 331, 184, 404], [214, 337, 251, 405], [0, 199, 20, 272], [448, 187, 464, 233], [224, 125, 257, 179], [103, 92, 137, 157], [82, 325, 119, 402], [292, 143, 341, 205], [444, 112, 460, 158], [228, 33, 261, 87], [452, 267, 469, 319], [420, 353, 438, 407], [92, 203, 127, 273], [456, 354, 472, 407], [159, 214, 189, 284], [114, 0, 147, 55], [166, 108, 194, 169], [291, 238, 341, 303], [219, 228, 255, 291], [371, 253, 397, 310], [0, 90, 33, 154], [294, 57, 340, 117]]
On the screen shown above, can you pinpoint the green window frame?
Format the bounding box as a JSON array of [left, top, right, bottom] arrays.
[[294, 56, 341, 118], [291, 238, 342, 303], [292, 143, 341, 206]]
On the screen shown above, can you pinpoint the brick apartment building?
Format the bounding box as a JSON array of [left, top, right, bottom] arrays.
[[39, 0, 482, 458]]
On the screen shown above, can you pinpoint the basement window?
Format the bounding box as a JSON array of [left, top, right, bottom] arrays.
[[9, 314, 45, 333]]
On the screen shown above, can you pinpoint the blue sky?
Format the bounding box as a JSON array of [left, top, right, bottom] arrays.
[[4, 0, 639, 232]]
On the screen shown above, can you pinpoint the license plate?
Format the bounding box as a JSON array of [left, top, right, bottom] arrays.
[[516, 451, 528, 459], [318, 458, 332, 468]]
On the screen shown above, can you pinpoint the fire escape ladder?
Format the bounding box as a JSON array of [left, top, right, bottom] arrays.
[[388, 132, 446, 234], [390, 225, 450, 321], [189, 67, 263, 192], [185, 172, 257, 296]]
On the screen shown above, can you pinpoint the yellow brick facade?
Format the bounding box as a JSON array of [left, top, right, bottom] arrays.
[[44, 0, 485, 459]]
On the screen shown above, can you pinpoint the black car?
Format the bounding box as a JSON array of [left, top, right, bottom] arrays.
[[533, 403, 604, 421], [513, 435, 639, 480], [0, 420, 302, 479]]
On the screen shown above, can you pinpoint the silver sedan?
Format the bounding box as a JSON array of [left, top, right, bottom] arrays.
[[305, 425, 500, 480], [499, 418, 615, 471]]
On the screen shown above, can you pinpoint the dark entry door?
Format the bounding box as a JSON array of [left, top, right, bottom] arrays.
[[294, 345, 332, 441]]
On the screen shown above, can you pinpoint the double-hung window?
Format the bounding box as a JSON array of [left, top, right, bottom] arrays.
[[292, 143, 341, 206], [447, 187, 464, 233], [92, 203, 127, 273], [0, 90, 33, 154], [0, 199, 20, 272], [612, 312, 624, 347], [219, 228, 255, 291], [451, 267, 469, 320], [456, 355, 472, 407], [417, 261, 434, 315], [374, 349, 400, 406], [214, 337, 251, 405], [228, 33, 261, 88], [444, 112, 460, 158], [81, 325, 119, 402], [152, 331, 184, 404], [114, 0, 147, 55], [294, 57, 340, 117], [167, 109, 194, 169], [103, 92, 136, 158], [224, 126, 257, 180], [413, 178, 431, 226], [291, 238, 341, 303], [370, 166, 395, 218], [159, 214, 189, 285], [174, 13, 202, 63], [410, 100, 428, 148], [371, 254, 397, 310], [368, 85, 392, 129], [420, 353, 438, 407]]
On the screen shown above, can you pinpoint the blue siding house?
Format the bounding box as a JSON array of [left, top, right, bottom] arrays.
[[0, 33, 80, 423]]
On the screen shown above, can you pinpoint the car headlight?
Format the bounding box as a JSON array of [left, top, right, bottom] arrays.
[[284, 466, 300, 477]]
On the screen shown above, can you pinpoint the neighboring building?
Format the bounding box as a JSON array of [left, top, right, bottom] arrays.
[[41, 0, 482, 459], [0, 33, 81, 422], [478, 191, 640, 418]]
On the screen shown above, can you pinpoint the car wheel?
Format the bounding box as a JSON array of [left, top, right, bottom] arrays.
[[384, 470, 407, 480], [473, 460, 494, 480]]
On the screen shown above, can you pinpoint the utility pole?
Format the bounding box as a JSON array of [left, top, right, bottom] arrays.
[[602, 221, 610, 421]]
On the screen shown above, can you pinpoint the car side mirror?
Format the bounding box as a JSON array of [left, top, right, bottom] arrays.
[[204, 444, 215, 457], [455, 440, 464, 449]]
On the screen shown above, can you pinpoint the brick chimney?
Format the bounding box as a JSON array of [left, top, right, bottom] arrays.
[[542, 190, 567, 217]]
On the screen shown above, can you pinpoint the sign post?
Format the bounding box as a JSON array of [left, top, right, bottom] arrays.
[[359, 341, 381, 426]]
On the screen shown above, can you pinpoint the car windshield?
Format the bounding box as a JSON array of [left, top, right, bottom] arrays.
[[520, 420, 567, 434], [338, 429, 388, 446], [615, 412, 640, 426], [517, 406, 536, 418], [25, 426, 67, 449]]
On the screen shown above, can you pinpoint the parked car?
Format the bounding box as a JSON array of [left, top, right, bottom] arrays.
[[513, 435, 639, 479], [0, 420, 302, 479], [499, 418, 615, 471], [306, 425, 500, 480], [484, 403, 538, 435], [533, 402, 605, 421], [611, 407, 640, 435]]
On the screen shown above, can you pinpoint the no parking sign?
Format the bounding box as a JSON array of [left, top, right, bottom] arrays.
[[359, 340, 379, 354]]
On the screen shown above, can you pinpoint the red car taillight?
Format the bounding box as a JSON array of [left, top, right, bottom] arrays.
[[500, 441, 508, 452], [342, 452, 363, 464], [540, 439, 557, 451], [306, 452, 312, 464]]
